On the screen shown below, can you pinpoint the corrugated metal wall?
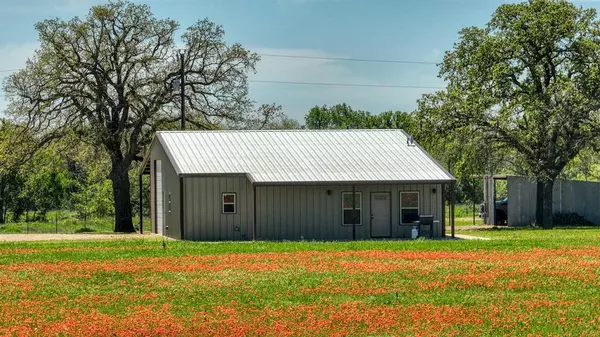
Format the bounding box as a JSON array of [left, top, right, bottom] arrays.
[[182, 176, 254, 241], [176, 175, 443, 241], [508, 176, 600, 226], [150, 141, 181, 239], [255, 183, 443, 240]]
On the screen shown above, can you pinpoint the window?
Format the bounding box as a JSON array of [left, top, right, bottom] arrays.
[[342, 192, 362, 226], [222, 193, 236, 214], [400, 192, 419, 224]]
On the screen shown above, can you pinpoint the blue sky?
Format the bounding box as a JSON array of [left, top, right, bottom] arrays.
[[1, 0, 599, 121]]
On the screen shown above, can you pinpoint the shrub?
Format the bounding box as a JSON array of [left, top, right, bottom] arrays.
[[553, 213, 595, 227], [74, 227, 96, 233]]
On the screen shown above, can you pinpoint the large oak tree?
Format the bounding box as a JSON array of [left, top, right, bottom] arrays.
[[418, 0, 600, 228], [4, 1, 261, 232]]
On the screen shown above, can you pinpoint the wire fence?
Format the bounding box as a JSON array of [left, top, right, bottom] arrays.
[[0, 211, 151, 234]]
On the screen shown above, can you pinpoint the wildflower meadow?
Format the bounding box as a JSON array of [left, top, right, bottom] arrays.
[[0, 229, 600, 336]]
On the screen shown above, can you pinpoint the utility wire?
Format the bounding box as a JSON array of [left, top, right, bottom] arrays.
[[0, 81, 443, 96], [0, 67, 444, 92], [0, 81, 443, 95], [258, 54, 439, 65], [0, 56, 438, 70], [250, 80, 444, 89]]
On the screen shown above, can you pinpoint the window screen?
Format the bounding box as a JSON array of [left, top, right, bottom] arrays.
[[400, 192, 419, 224], [223, 193, 236, 214], [342, 192, 362, 225]]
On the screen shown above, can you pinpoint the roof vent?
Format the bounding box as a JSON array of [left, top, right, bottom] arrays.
[[407, 135, 416, 147]]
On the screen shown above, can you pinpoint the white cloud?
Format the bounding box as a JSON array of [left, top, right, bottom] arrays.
[[0, 43, 37, 69], [0, 42, 39, 112], [249, 47, 444, 121], [0, 0, 100, 15], [0, 44, 446, 121], [276, 0, 345, 3]]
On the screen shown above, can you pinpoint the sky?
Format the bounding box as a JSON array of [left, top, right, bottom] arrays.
[[1, 0, 599, 122]]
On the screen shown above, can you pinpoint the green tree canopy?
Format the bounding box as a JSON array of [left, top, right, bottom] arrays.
[[3, 1, 266, 232], [418, 0, 600, 228], [305, 103, 416, 133]]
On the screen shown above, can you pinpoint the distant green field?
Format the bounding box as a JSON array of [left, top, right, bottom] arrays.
[[461, 226, 600, 239], [1, 229, 600, 336], [445, 204, 485, 227], [0, 211, 151, 233]]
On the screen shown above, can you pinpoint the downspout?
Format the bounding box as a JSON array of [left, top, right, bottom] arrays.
[[179, 177, 184, 240], [139, 174, 143, 234], [441, 184, 445, 237], [253, 184, 257, 241], [352, 185, 356, 241], [451, 181, 456, 238]]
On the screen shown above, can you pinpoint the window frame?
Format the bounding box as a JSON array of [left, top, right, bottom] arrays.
[[341, 191, 363, 226], [400, 191, 420, 224], [222, 192, 237, 214]]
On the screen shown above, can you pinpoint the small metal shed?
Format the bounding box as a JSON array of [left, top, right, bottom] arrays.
[[139, 129, 455, 241]]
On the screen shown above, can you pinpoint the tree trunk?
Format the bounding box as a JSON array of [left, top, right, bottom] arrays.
[[0, 176, 4, 225], [536, 179, 554, 229], [541, 180, 554, 229], [110, 159, 135, 233], [535, 180, 544, 227]]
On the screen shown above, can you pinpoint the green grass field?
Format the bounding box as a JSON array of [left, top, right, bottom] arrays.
[[1, 229, 599, 336], [446, 204, 486, 227], [0, 211, 151, 234]]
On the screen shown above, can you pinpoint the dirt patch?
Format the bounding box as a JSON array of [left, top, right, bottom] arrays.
[[448, 225, 499, 231], [0, 233, 157, 242], [453, 234, 491, 240]]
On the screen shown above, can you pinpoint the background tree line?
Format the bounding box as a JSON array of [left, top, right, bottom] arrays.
[[2, 0, 600, 231]]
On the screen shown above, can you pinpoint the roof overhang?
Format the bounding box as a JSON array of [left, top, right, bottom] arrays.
[[138, 136, 156, 176], [471, 175, 510, 180], [138, 133, 184, 176], [249, 179, 455, 186], [176, 174, 454, 186], [179, 172, 256, 184]]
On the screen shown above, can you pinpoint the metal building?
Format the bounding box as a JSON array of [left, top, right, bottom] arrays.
[[481, 175, 600, 227], [139, 129, 455, 241]]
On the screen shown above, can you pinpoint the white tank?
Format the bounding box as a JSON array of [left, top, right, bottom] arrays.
[[411, 226, 419, 240]]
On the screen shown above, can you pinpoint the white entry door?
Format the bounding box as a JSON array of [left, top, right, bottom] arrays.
[[155, 160, 164, 235], [371, 192, 391, 238]]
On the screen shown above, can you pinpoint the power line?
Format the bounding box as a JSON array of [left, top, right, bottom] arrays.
[[0, 78, 444, 94], [0, 80, 445, 97], [250, 80, 444, 89], [0, 54, 439, 74], [0, 80, 444, 95], [258, 54, 439, 65]]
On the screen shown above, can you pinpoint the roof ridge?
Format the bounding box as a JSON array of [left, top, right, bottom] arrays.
[[156, 129, 407, 133]]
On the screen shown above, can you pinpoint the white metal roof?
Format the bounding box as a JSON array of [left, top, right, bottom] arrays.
[[154, 130, 454, 184]]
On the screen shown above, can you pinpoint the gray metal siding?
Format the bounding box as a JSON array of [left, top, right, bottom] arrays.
[[183, 176, 254, 241], [255, 183, 443, 240], [150, 141, 181, 239], [508, 176, 600, 226]]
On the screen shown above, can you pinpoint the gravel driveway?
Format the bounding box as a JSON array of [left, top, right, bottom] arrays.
[[0, 233, 155, 242]]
